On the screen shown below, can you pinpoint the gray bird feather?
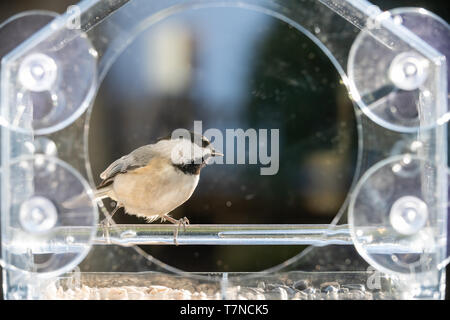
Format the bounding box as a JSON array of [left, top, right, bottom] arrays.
[[97, 144, 157, 188]]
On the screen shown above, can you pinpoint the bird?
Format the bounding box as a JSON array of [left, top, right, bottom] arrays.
[[95, 131, 223, 243]]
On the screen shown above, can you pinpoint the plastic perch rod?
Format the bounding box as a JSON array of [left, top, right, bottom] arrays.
[[97, 224, 353, 246], [6, 224, 426, 254]]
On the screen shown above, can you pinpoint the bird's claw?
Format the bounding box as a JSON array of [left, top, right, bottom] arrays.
[[100, 218, 112, 242], [100, 217, 112, 227], [173, 217, 190, 246], [179, 216, 190, 231]]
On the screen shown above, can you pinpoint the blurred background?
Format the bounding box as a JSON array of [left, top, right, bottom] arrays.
[[0, 0, 448, 296], [88, 4, 358, 272]]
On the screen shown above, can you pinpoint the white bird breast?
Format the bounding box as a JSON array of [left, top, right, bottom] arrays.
[[111, 156, 200, 219]]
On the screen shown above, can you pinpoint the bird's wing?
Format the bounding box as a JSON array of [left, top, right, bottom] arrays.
[[97, 144, 157, 188]]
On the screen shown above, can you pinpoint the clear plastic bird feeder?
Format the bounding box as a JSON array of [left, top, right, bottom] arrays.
[[0, 0, 448, 300]]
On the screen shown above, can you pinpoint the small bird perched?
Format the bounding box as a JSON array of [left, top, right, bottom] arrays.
[[95, 131, 223, 242]]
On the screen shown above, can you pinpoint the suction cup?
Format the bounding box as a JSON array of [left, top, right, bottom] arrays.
[[2, 155, 98, 277], [348, 155, 446, 275], [389, 8, 449, 90], [0, 11, 97, 135], [348, 8, 449, 133]]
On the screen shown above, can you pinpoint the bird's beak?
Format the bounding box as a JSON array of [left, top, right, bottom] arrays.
[[211, 149, 224, 157]]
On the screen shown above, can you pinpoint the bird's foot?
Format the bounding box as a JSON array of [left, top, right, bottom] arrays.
[[164, 215, 190, 246], [100, 217, 113, 227], [179, 216, 190, 231], [100, 218, 112, 242], [100, 203, 120, 228]]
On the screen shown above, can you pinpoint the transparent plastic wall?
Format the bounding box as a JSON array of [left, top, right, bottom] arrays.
[[0, 0, 448, 299]]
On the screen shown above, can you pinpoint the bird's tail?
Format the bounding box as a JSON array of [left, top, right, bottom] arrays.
[[61, 186, 110, 209], [94, 186, 112, 201]]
